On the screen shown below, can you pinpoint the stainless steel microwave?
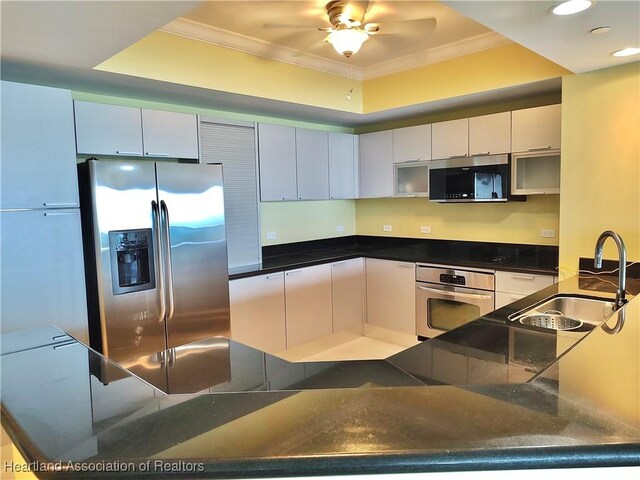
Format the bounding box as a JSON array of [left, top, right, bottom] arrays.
[[429, 154, 523, 203]]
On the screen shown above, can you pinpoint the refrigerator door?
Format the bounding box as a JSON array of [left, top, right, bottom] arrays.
[[155, 163, 231, 349], [88, 161, 166, 361]]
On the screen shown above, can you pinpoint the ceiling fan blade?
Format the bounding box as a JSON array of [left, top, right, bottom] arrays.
[[263, 22, 326, 30], [377, 17, 437, 36]]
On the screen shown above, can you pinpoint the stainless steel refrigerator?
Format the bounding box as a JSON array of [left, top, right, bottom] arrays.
[[78, 159, 230, 363]]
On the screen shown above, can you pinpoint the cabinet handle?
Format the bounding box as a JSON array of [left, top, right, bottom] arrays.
[[145, 152, 170, 157], [116, 151, 143, 156], [265, 273, 283, 280], [448, 154, 469, 159], [43, 202, 77, 208], [53, 334, 71, 341], [511, 274, 535, 280], [527, 146, 552, 151], [397, 263, 415, 268], [285, 269, 303, 276], [44, 212, 75, 217], [332, 261, 347, 267], [471, 152, 490, 156], [399, 159, 420, 163], [53, 341, 76, 350], [404, 194, 417, 198]]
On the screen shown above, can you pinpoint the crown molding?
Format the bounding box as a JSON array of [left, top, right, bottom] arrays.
[[160, 18, 364, 80], [361, 32, 512, 80], [161, 19, 511, 82]]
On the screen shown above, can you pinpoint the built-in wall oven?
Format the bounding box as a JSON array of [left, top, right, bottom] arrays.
[[416, 264, 495, 338]]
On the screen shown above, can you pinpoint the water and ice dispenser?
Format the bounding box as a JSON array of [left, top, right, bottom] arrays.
[[108, 229, 155, 295]]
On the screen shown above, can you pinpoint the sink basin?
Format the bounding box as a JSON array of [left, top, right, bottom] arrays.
[[509, 295, 616, 332]]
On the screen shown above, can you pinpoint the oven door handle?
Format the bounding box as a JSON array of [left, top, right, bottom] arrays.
[[417, 285, 493, 301]]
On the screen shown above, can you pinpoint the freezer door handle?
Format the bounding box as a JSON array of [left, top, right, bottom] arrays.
[[152, 200, 166, 322], [160, 200, 175, 322]]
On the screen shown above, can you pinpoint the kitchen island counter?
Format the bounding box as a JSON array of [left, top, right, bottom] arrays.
[[1, 277, 638, 478]]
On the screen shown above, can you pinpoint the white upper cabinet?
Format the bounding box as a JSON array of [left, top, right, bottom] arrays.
[[328, 132, 358, 199], [141, 109, 198, 159], [468, 112, 511, 156], [258, 123, 298, 201], [296, 128, 329, 200], [1, 82, 79, 209], [75, 102, 199, 159], [393, 124, 432, 162], [432, 118, 469, 160], [74, 101, 143, 157], [511, 104, 562, 152], [359, 130, 394, 198]]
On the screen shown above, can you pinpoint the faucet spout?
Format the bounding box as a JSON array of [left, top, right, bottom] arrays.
[[594, 230, 627, 310]]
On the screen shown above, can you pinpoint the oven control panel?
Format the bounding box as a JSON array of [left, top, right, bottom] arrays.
[[440, 274, 466, 286]]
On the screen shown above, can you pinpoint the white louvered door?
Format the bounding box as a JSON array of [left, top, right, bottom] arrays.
[[200, 120, 261, 268]]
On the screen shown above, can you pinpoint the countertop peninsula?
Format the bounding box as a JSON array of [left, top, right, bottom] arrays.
[[1, 275, 638, 479]]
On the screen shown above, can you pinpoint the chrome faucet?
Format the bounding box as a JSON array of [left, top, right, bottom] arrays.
[[594, 230, 627, 310]]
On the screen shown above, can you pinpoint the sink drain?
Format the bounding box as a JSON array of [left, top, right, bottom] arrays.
[[519, 314, 583, 331]]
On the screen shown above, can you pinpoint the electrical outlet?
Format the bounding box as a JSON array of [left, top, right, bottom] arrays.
[[336, 224, 345, 232], [383, 225, 393, 232], [540, 229, 556, 238], [420, 226, 431, 234], [266, 231, 277, 240]]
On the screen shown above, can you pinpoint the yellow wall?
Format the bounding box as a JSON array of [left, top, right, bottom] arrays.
[[356, 195, 560, 245], [260, 200, 356, 246], [363, 43, 571, 113], [95, 31, 362, 114], [559, 62, 640, 277]]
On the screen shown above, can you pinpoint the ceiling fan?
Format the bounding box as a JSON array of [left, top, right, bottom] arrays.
[[320, 1, 380, 57], [266, 1, 437, 59]]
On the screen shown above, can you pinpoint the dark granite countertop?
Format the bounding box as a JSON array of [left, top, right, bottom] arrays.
[[229, 236, 559, 279], [1, 275, 638, 478]]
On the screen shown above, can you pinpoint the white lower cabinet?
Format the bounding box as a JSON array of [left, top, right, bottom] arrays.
[[365, 258, 416, 335], [331, 258, 365, 335], [285, 264, 333, 349], [229, 272, 287, 353], [495, 271, 557, 309]]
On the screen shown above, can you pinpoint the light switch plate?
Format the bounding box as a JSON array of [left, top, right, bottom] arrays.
[[383, 225, 392, 232], [540, 229, 556, 238], [266, 231, 277, 240], [420, 226, 431, 234]]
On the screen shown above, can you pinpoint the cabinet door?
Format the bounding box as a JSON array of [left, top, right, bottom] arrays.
[[285, 264, 333, 349], [74, 101, 143, 156], [432, 118, 469, 160], [296, 128, 329, 200], [331, 258, 364, 335], [1, 82, 79, 209], [258, 123, 297, 201], [359, 130, 393, 198], [365, 259, 416, 335], [328, 132, 357, 199], [393, 124, 431, 162], [511, 104, 561, 152], [469, 112, 511, 156], [229, 273, 286, 353], [142, 109, 198, 159], [0, 210, 88, 343], [495, 292, 524, 310]]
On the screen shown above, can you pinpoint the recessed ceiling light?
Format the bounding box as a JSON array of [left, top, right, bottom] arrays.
[[551, 0, 593, 16], [612, 47, 640, 57], [590, 26, 610, 34]]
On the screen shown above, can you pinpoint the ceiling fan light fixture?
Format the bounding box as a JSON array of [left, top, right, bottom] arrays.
[[551, 0, 593, 16], [326, 27, 369, 57]]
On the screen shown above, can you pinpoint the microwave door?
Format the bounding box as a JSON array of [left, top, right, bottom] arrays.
[[89, 160, 166, 362], [155, 163, 231, 350]]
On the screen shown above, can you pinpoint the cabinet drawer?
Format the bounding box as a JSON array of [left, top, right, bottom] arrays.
[[495, 271, 555, 296], [495, 292, 525, 309]]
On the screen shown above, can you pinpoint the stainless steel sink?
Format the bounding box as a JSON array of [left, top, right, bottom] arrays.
[[509, 295, 616, 332]]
